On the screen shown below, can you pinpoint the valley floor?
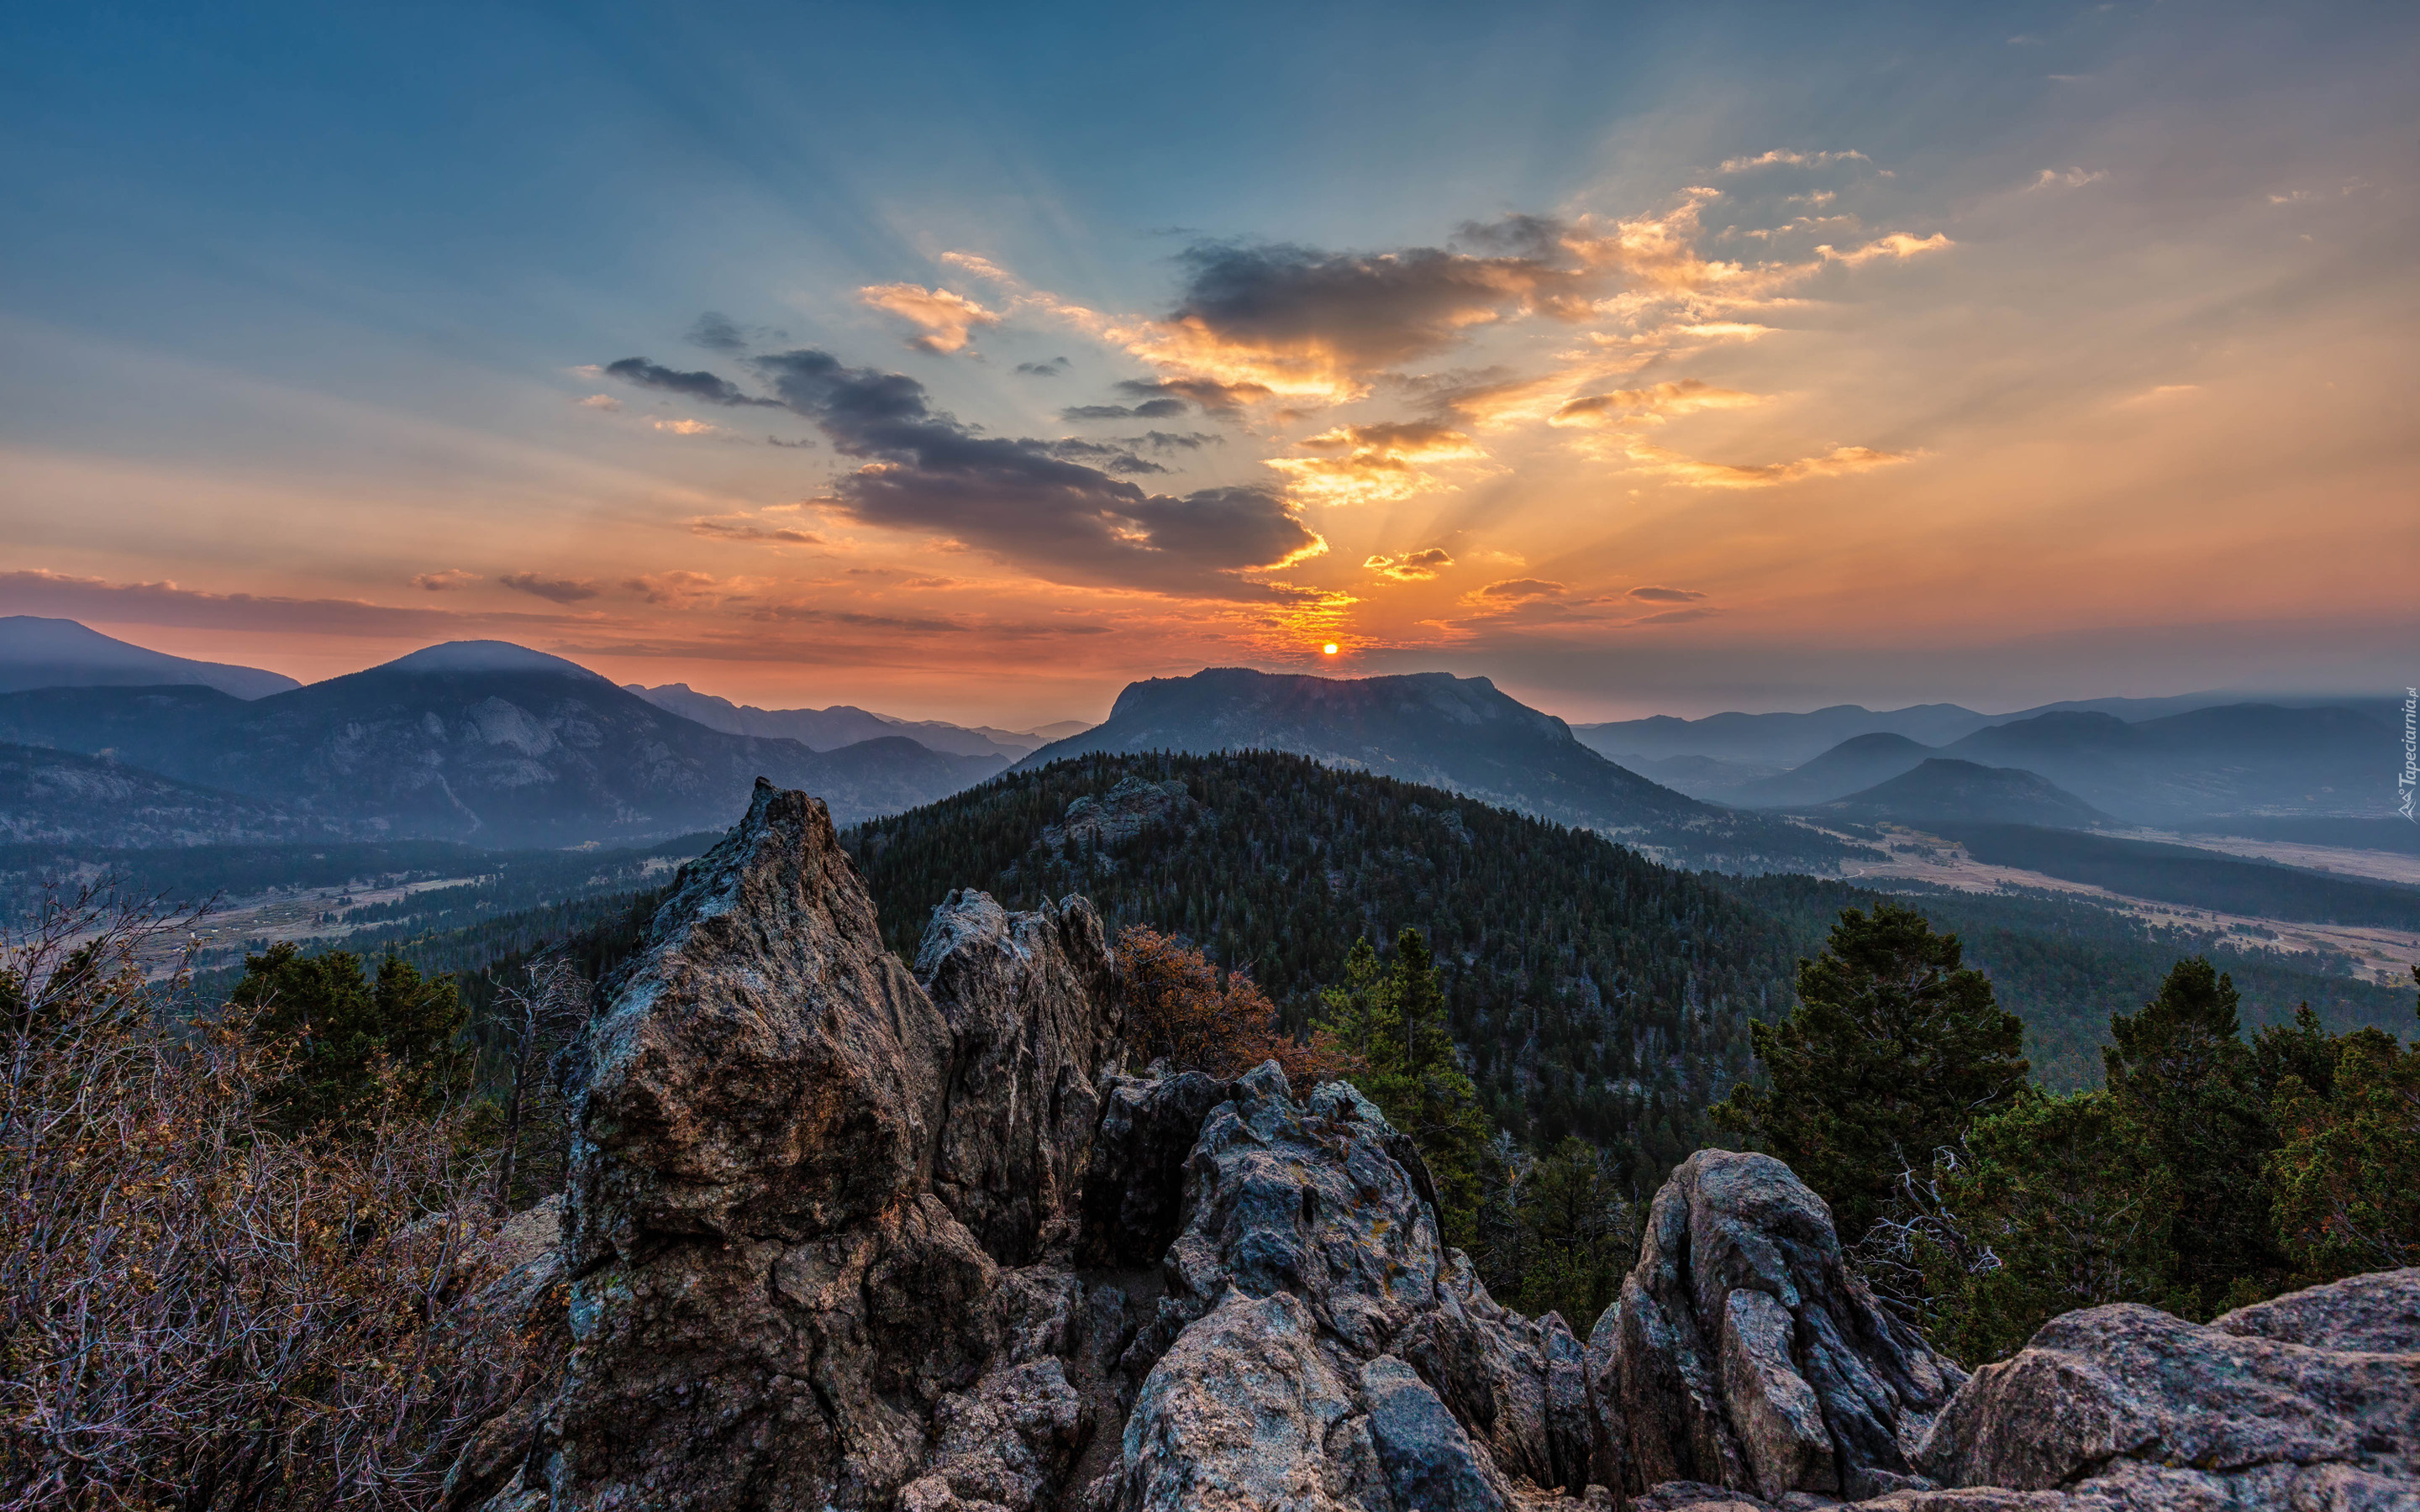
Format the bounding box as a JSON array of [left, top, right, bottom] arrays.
[[1826, 823, 2420, 987]]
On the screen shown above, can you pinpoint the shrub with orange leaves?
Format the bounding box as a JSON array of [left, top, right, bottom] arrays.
[[1117, 925, 1358, 1090]]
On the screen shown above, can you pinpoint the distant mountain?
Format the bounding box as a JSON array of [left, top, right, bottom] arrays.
[[1618, 752, 1786, 800], [1573, 702, 1993, 767], [0, 641, 1007, 846], [1735, 732, 1933, 809], [0, 742, 350, 848], [1013, 667, 1862, 873], [1810, 758, 2113, 828], [625, 682, 1044, 759], [1938, 703, 2393, 822], [0, 616, 299, 699]]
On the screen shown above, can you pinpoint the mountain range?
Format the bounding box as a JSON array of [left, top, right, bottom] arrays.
[[0, 642, 1007, 848], [1734, 703, 2396, 823], [624, 682, 1082, 759], [1809, 758, 2115, 829], [1013, 666, 1860, 873]]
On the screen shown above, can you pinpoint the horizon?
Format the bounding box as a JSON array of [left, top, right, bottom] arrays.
[[3, 613, 2391, 732], [5, 2, 2414, 727]]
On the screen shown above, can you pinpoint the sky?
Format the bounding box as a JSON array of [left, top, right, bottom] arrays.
[[3, 1, 2414, 727]]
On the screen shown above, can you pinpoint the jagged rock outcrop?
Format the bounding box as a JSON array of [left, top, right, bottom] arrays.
[[1590, 1148, 1964, 1503], [537, 781, 1135, 1510], [465, 779, 2418, 1512]]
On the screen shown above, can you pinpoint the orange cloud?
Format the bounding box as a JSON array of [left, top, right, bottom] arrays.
[[857, 283, 1002, 354], [1264, 421, 1488, 506], [411, 569, 478, 591], [1364, 547, 1455, 580], [1819, 232, 1954, 265]]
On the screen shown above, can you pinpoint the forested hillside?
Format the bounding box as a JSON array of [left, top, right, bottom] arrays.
[[844, 751, 1800, 1186]]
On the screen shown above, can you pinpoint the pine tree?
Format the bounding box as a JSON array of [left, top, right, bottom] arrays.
[[229, 943, 469, 1129], [1712, 902, 2029, 1245], [2265, 968, 2420, 1281], [1318, 928, 1490, 1247], [2103, 958, 2280, 1314]]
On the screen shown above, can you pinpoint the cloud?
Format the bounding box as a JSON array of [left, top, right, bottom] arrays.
[[1125, 237, 1593, 402], [688, 312, 747, 353], [411, 569, 479, 591], [1364, 547, 1455, 581], [603, 357, 783, 407], [1818, 232, 1954, 266], [765, 434, 817, 449], [0, 569, 567, 636], [1038, 437, 1168, 475], [687, 510, 824, 545], [576, 393, 622, 411], [1265, 420, 1489, 506], [1549, 380, 1762, 428], [2030, 167, 2110, 190], [2117, 383, 2203, 407], [740, 348, 1324, 596], [1476, 578, 1567, 601], [1016, 357, 1070, 376], [1626, 585, 1707, 602], [499, 572, 602, 604], [653, 417, 729, 437], [1131, 429, 1224, 450], [622, 570, 743, 606], [1718, 149, 1871, 173], [1623, 441, 1916, 488], [1631, 606, 1721, 625], [858, 283, 1002, 354]]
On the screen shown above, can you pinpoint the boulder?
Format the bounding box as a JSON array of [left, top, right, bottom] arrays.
[[1081, 1069, 1235, 1268], [1917, 1268, 2420, 1509], [1592, 1148, 1964, 1503]]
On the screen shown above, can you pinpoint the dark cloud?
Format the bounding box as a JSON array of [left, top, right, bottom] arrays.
[[499, 572, 602, 604], [1165, 237, 1587, 376], [1115, 376, 1273, 416], [1040, 438, 1168, 475], [1632, 606, 1721, 625], [1060, 400, 1188, 421], [1365, 547, 1455, 581], [740, 348, 1320, 596], [687, 312, 747, 353], [1627, 585, 1708, 602], [1015, 357, 1071, 377], [1132, 430, 1224, 450], [765, 435, 817, 449], [410, 569, 477, 591], [602, 357, 783, 407], [1451, 213, 1567, 260]]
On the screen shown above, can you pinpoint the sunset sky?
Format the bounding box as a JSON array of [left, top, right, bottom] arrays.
[[3, 1, 2413, 728]]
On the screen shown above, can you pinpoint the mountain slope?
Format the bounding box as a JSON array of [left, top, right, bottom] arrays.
[[627, 682, 1040, 758], [1810, 759, 2112, 828], [0, 742, 349, 848], [0, 616, 300, 698], [0, 642, 1006, 846], [1014, 666, 1860, 872]]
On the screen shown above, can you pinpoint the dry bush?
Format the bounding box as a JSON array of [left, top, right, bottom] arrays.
[[1117, 925, 1357, 1089], [0, 886, 540, 1510]]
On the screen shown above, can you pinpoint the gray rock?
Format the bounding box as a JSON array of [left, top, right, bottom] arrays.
[[1594, 1148, 1964, 1503], [1361, 1354, 1511, 1512], [1918, 1270, 2420, 1507], [1113, 1289, 1365, 1512]]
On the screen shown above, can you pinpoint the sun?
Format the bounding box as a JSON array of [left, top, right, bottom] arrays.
[[1322, 643, 1339, 655]]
